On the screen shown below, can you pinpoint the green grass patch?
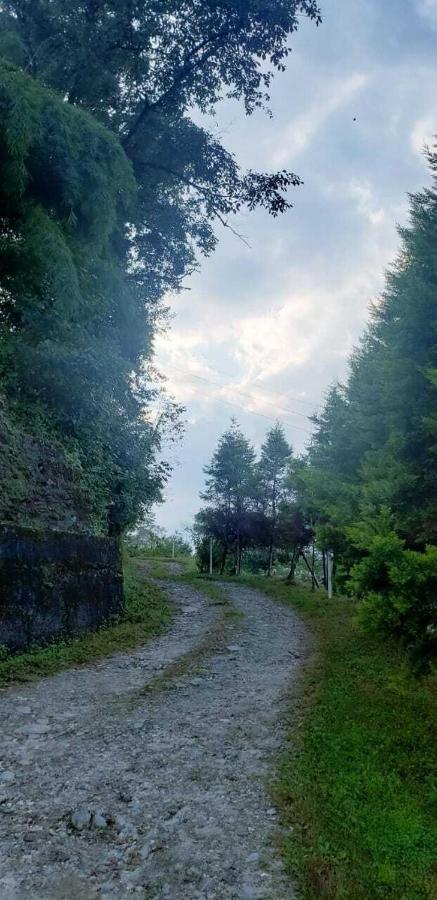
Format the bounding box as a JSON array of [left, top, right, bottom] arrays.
[[0, 556, 172, 688], [137, 554, 196, 580], [234, 575, 437, 900]]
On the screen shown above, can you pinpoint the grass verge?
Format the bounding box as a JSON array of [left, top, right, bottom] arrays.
[[0, 556, 172, 689], [236, 575, 437, 900]]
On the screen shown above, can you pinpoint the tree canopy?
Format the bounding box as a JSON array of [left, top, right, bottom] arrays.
[[0, 59, 170, 531], [294, 149, 437, 662], [0, 0, 321, 534], [195, 421, 306, 577], [1, 0, 321, 299]]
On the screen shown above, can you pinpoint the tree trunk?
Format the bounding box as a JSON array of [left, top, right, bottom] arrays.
[[301, 549, 320, 588], [311, 536, 316, 591], [286, 547, 299, 583], [322, 550, 327, 588], [220, 545, 228, 575], [267, 539, 274, 576], [236, 536, 242, 576]]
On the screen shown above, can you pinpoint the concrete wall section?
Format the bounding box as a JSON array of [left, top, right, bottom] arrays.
[[0, 527, 123, 651]]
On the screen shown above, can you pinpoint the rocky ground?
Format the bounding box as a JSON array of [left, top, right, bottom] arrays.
[[0, 574, 308, 899]]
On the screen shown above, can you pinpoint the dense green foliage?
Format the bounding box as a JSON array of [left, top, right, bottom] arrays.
[[197, 419, 257, 574], [296, 152, 437, 658], [126, 522, 192, 558], [257, 423, 293, 574], [0, 0, 321, 535], [0, 60, 170, 531], [249, 577, 437, 900]]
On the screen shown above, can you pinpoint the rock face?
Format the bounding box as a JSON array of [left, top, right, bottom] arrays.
[[0, 406, 95, 534], [0, 526, 123, 651]]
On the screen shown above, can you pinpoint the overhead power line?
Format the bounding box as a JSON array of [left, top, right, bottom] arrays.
[[197, 354, 320, 412], [165, 371, 314, 433], [165, 364, 316, 423]]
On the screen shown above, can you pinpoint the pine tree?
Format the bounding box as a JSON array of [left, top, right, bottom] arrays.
[[199, 420, 256, 574], [257, 424, 292, 574], [300, 148, 437, 652]]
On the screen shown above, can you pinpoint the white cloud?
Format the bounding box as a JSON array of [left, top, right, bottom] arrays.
[[271, 72, 369, 166], [234, 296, 322, 380], [156, 254, 390, 426], [410, 114, 437, 155], [417, 0, 437, 27], [347, 180, 386, 226]]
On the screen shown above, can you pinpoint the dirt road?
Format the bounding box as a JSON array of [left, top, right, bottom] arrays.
[[0, 577, 307, 899]]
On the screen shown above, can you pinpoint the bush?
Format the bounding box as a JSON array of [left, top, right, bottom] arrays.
[[350, 531, 437, 665]]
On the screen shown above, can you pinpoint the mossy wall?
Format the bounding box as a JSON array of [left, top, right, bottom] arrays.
[[0, 404, 98, 534], [0, 526, 123, 651]]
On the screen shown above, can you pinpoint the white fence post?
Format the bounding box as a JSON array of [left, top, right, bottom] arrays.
[[327, 550, 333, 599]]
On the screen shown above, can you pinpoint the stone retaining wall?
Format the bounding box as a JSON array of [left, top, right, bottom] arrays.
[[0, 527, 123, 651]]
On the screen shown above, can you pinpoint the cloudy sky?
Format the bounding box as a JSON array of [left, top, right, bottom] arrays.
[[154, 0, 437, 534]]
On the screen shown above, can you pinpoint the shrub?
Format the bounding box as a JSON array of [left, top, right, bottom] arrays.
[[350, 531, 437, 666]]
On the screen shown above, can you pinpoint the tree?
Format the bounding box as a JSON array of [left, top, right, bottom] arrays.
[[275, 504, 314, 582], [1, 0, 321, 301], [299, 148, 437, 656], [0, 59, 177, 532], [195, 422, 314, 578], [198, 420, 256, 574], [126, 521, 192, 557], [256, 423, 292, 574]]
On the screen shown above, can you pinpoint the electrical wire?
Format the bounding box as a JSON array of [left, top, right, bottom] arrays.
[[196, 353, 320, 411], [170, 377, 314, 433], [165, 364, 317, 424]]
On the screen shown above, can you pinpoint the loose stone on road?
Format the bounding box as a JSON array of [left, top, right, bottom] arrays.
[[0, 577, 307, 899]]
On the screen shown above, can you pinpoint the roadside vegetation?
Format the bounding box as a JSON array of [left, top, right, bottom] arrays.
[[0, 556, 172, 688], [236, 575, 437, 900]]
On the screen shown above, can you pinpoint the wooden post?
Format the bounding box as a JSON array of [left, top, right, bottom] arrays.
[[267, 540, 273, 577], [327, 551, 333, 599], [172, 539, 175, 559], [237, 537, 242, 576], [209, 536, 213, 576], [311, 535, 316, 591], [300, 550, 320, 589]]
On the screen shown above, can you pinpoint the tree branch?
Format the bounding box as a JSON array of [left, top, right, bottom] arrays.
[[138, 161, 251, 246], [122, 23, 237, 148]]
